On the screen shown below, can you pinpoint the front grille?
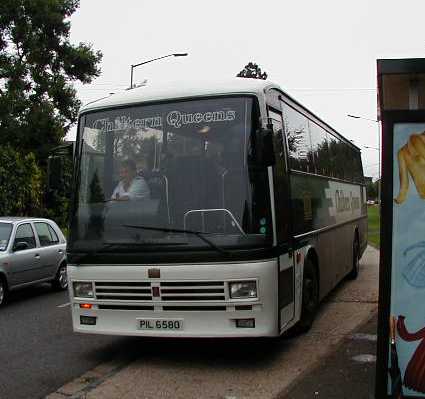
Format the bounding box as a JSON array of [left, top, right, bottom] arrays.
[[160, 281, 225, 301], [94, 282, 152, 301], [93, 280, 226, 303]]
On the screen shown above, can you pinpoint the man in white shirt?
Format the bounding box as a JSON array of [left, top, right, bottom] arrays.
[[111, 159, 150, 201]]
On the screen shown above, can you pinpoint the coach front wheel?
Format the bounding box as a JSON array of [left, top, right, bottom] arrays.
[[293, 258, 319, 334]]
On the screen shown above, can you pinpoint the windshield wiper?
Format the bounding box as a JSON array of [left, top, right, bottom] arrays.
[[69, 242, 119, 263], [122, 224, 231, 256], [70, 240, 188, 263]]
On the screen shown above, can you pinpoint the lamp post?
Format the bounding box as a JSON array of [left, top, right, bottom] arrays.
[[347, 114, 381, 203], [130, 53, 188, 89]]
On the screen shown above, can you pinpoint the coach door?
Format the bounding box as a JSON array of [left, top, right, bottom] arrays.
[[268, 106, 296, 330]]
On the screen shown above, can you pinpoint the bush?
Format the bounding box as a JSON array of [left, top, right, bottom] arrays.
[[0, 145, 43, 216]]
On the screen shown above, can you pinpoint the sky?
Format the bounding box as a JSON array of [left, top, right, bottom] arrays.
[[68, 0, 425, 180]]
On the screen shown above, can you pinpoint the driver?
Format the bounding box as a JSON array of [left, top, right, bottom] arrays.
[[111, 159, 150, 201]]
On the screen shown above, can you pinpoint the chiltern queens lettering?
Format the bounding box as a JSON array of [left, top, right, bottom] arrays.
[[93, 116, 162, 132], [166, 110, 236, 128], [92, 109, 237, 132]]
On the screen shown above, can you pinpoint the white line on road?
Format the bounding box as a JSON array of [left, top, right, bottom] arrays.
[[57, 302, 71, 308], [352, 354, 377, 363], [349, 333, 377, 342]]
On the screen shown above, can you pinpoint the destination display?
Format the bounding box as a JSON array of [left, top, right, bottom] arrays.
[[92, 109, 237, 132]]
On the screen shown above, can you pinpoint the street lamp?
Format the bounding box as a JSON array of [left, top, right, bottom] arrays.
[[347, 114, 381, 202], [364, 145, 379, 151], [130, 53, 188, 89]]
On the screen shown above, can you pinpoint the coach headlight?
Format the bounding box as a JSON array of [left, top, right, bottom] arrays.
[[73, 281, 94, 298], [229, 281, 257, 299]]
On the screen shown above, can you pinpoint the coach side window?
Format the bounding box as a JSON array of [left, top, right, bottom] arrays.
[[309, 121, 329, 176], [328, 134, 343, 179], [282, 104, 313, 173], [354, 152, 364, 183], [344, 147, 357, 182]]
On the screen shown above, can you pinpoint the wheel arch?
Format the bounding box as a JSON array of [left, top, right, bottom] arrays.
[[299, 243, 320, 298], [305, 247, 320, 294], [57, 258, 67, 273], [353, 225, 360, 244], [0, 271, 8, 289]]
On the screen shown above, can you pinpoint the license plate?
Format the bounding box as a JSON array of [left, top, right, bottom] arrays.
[[138, 318, 183, 330]]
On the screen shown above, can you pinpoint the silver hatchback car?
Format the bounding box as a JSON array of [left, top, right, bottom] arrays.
[[0, 217, 67, 306]]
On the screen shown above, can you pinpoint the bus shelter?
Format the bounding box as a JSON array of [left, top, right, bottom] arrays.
[[376, 58, 425, 398]]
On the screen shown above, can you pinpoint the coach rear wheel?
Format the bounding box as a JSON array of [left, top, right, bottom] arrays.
[[347, 237, 360, 280]]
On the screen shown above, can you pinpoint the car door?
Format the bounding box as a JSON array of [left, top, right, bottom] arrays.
[[9, 223, 40, 285], [33, 222, 64, 279]]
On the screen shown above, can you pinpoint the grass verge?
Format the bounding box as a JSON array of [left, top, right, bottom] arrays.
[[367, 205, 380, 248]]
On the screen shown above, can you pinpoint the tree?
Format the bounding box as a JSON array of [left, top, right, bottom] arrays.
[[366, 179, 378, 200], [0, 145, 43, 216], [0, 0, 102, 161], [237, 62, 268, 80]]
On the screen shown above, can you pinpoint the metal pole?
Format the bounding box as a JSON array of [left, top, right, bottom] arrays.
[[378, 123, 381, 204], [129, 53, 187, 89]]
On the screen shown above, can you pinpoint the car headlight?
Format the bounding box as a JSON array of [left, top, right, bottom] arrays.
[[73, 282, 94, 298], [229, 281, 257, 299]]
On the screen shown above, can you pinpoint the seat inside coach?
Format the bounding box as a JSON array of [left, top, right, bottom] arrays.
[[160, 151, 246, 234]]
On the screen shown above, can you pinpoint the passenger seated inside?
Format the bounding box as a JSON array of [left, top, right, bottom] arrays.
[[111, 159, 150, 201]]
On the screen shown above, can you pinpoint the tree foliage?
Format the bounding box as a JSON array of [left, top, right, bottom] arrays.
[[237, 62, 268, 80], [0, 145, 43, 216], [366, 179, 379, 200], [0, 0, 102, 161], [0, 0, 102, 222]]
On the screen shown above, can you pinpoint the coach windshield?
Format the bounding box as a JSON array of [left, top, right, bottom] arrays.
[[69, 96, 272, 257]]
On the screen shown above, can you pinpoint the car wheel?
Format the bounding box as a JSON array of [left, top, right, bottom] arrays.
[[347, 236, 360, 280], [0, 277, 8, 306], [293, 257, 319, 334], [52, 263, 68, 291]]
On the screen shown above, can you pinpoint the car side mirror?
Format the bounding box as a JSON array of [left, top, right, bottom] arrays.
[[14, 241, 29, 252]]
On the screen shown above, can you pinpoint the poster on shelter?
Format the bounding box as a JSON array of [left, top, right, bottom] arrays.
[[390, 123, 425, 397]]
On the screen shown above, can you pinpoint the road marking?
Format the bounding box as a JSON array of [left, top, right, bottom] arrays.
[[352, 354, 377, 363], [58, 302, 71, 308], [349, 333, 377, 342]]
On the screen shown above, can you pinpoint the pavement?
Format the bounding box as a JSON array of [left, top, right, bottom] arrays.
[[46, 246, 380, 399], [282, 311, 377, 399]]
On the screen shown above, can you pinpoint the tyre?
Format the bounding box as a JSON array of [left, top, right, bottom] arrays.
[[52, 263, 68, 291], [347, 236, 360, 280], [0, 277, 8, 307], [293, 257, 319, 334]]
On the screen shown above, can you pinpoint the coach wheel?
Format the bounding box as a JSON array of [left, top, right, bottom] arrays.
[[347, 236, 360, 280], [295, 257, 319, 334]]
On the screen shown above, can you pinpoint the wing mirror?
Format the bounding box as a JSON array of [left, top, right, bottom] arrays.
[[257, 121, 275, 166]]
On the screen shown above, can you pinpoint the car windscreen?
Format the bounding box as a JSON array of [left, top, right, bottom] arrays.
[[0, 223, 12, 251]]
